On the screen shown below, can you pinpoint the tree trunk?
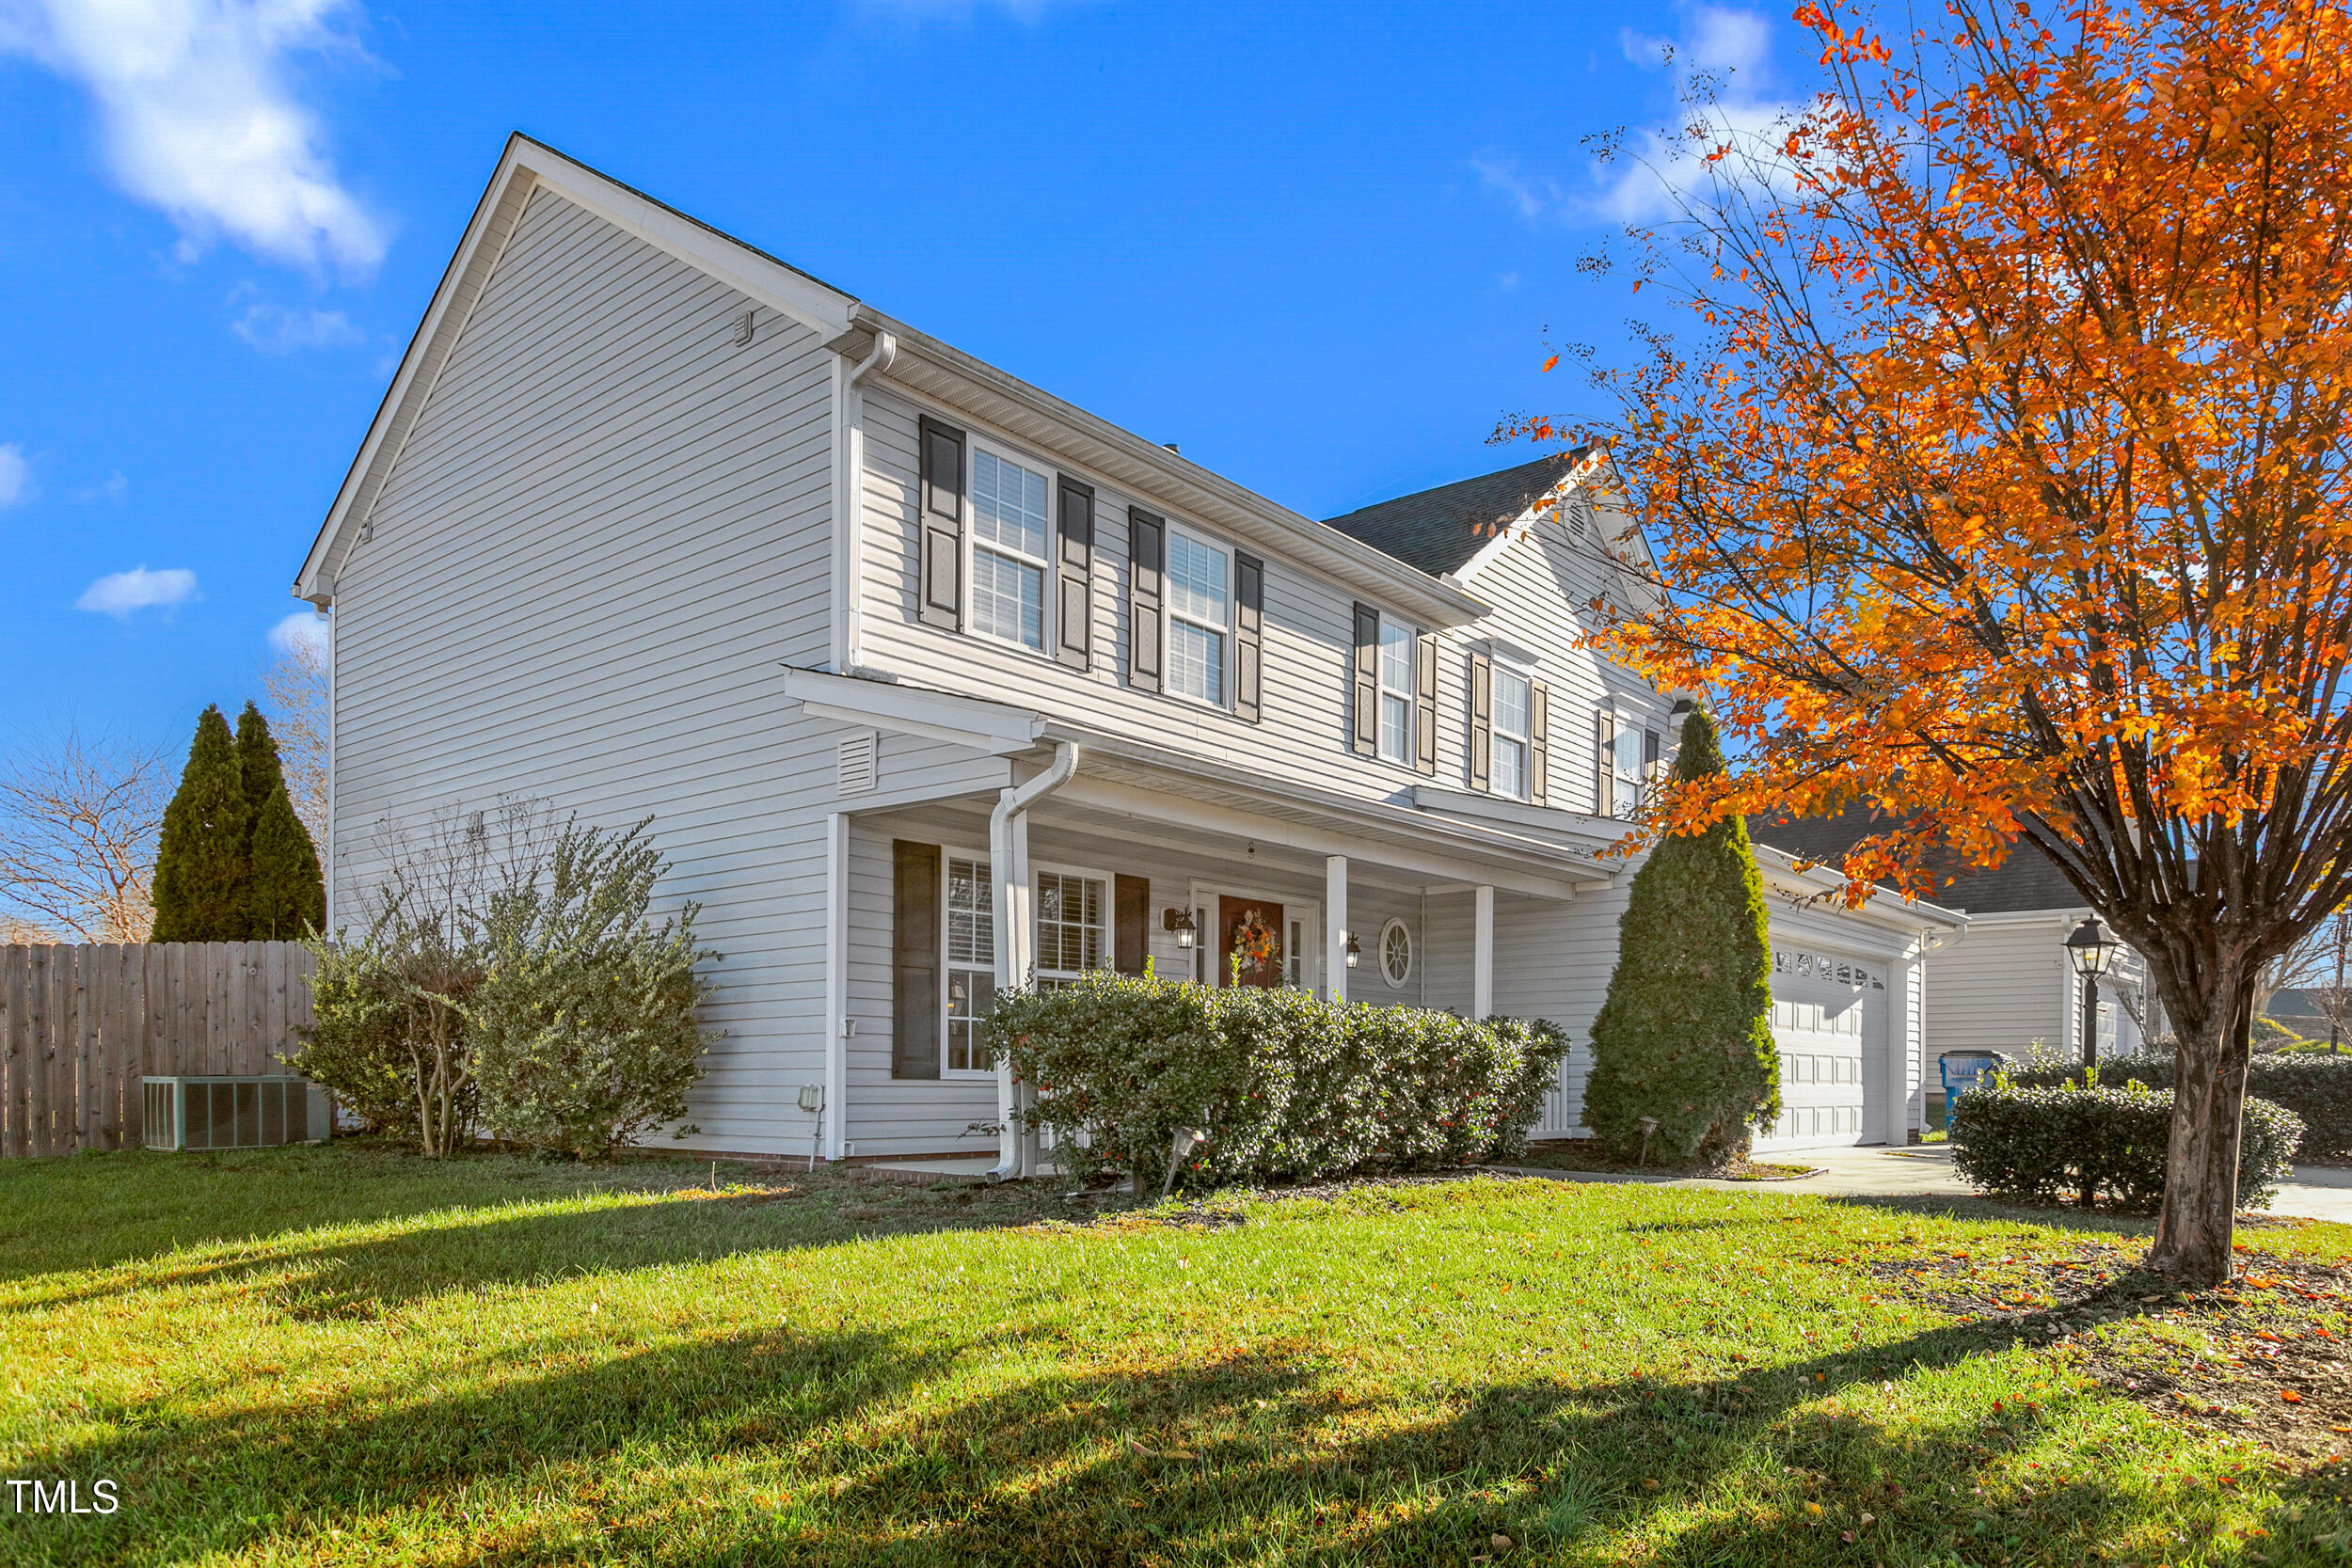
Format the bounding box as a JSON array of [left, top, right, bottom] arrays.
[[2148, 982, 2257, 1286]]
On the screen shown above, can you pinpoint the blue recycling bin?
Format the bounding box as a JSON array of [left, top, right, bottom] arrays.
[[1938, 1051, 2009, 1130]]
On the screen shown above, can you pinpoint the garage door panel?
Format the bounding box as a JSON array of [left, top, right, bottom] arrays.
[[1755, 945, 1888, 1152]]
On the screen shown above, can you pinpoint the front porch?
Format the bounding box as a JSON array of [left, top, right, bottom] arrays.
[[812, 739, 1618, 1168]]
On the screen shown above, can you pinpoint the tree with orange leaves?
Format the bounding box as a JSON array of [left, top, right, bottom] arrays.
[[1526, 0, 2352, 1283]]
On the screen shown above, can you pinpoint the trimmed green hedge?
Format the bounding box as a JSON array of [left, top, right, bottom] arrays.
[[1951, 1079, 2302, 1212], [991, 970, 1569, 1193], [2010, 1049, 2352, 1159]]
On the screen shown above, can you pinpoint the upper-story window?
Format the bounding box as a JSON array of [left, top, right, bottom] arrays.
[[1492, 665, 1534, 800], [1166, 527, 1231, 705], [1376, 616, 1417, 765], [969, 448, 1053, 651], [1594, 705, 1661, 817]]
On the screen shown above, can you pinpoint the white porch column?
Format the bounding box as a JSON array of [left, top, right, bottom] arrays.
[[1473, 885, 1495, 1020], [1326, 855, 1348, 1003], [993, 810, 1030, 1174], [822, 812, 850, 1161]]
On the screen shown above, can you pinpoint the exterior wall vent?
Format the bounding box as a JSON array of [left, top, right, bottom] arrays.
[[143, 1076, 333, 1152], [836, 732, 879, 797]]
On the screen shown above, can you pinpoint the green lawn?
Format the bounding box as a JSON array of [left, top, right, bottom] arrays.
[[4, 1143, 2350, 1566]]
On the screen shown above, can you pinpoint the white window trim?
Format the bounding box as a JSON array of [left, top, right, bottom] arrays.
[[1489, 657, 1535, 802], [964, 436, 1056, 657], [1032, 858, 1117, 985], [1377, 916, 1413, 990], [1164, 521, 1233, 711], [1375, 611, 1417, 768], [940, 842, 996, 1080]]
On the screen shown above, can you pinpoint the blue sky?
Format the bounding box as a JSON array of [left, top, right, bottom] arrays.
[[0, 0, 1804, 751]]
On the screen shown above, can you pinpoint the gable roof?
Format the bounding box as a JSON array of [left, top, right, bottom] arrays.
[[1320, 452, 1588, 577], [294, 135, 1487, 627], [1750, 805, 2086, 916]]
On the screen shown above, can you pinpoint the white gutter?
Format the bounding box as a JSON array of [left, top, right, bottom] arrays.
[[831, 330, 898, 674], [987, 741, 1080, 1180]]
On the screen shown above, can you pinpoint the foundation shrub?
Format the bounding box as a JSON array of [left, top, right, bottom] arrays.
[[992, 971, 1569, 1193], [2009, 1050, 2352, 1160]]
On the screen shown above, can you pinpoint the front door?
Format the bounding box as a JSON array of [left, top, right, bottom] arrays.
[[1218, 896, 1286, 988]]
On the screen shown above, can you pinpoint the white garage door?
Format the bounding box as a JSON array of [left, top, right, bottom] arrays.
[[1754, 946, 1888, 1151]]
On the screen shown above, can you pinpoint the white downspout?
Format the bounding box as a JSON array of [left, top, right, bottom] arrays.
[[988, 741, 1080, 1180], [832, 330, 898, 674]]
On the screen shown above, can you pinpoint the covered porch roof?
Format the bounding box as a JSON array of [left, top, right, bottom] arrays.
[[783, 666, 1617, 902]]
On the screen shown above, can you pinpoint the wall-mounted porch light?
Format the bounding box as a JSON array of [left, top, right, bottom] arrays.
[[1343, 932, 1362, 969], [1162, 908, 1198, 950]]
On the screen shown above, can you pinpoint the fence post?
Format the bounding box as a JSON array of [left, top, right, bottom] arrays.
[[2, 948, 24, 1159]]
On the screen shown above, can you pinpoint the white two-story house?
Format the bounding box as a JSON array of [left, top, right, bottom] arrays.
[[293, 136, 1963, 1167]]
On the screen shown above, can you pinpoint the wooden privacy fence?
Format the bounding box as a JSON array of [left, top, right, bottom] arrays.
[[0, 942, 317, 1158]]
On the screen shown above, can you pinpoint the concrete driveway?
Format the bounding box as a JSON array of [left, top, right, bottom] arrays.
[[1502, 1144, 2352, 1224]]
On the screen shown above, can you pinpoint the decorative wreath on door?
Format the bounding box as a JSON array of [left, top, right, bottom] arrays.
[[1229, 909, 1279, 975]]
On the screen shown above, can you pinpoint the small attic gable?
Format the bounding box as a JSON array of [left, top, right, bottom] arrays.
[[292, 135, 859, 607]]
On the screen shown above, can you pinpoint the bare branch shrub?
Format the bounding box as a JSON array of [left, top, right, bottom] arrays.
[[262, 619, 330, 850]]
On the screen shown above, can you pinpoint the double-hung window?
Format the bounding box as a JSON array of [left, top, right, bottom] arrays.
[[969, 448, 1052, 651], [944, 856, 995, 1073], [1376, 616, 1416, 765], [1491, 666, 1534, 800], [1034, 870, 1108, 988], [1166, 528, 1230, 705]]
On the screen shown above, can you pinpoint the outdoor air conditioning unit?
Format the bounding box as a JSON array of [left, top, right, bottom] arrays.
[[142, 1076, 333, 1152]]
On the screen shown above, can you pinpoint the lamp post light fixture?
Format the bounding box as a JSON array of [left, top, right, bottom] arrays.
[[2065, 915, 2122, 1069]]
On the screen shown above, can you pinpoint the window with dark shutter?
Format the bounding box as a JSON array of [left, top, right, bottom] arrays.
[[1642, 726, 1662, 806], [1468, 652, 1492, 792], [1055, 475, 1094, 669], [917, 419, 965, 630], [1115, 874, 1151, 974], [1351, 603, 1379, 755], [1234, 551, 1264, 721], [1531, 683, 1551, 805], [1128, 507, 1164, 692], [892, 840, 943, 1079], [1594, 707, 1617, 816], [1414, 632, 1438, 776]]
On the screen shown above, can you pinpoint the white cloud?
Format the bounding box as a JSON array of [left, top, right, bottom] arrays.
[[73, 469, 128, 503], [858, 0, 1085, 19], [1471, 155, 1564, 222], [0, 444, 30, 508], [232, 301, 362, 353], [75, 565, 198, 617], [1, 0, 386, 277], [267, 608, 327, 657]]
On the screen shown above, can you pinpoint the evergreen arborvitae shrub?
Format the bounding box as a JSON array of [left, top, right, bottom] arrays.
[[247, 782, 324, 939], [1581, 706, 1781, 1164], [234, 702, 286, 820], [151, 705, 252, 942]]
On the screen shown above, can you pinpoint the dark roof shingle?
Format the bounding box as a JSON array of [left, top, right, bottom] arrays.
[[1320, 452, 1583, 578], [1749, 805, 2085, 915]]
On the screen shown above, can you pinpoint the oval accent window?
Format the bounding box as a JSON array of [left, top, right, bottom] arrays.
[[1379, 918, 1413, 989]]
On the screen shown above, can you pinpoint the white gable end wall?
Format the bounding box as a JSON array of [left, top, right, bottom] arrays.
[[330, 186, 847, 1156]]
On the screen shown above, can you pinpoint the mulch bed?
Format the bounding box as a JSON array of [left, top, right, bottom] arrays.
[[1876, 1242, 2352, 1463], [1499, 1140, 1820, 1181]]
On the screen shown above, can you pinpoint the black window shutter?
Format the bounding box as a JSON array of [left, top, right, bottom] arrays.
[[1413, 631, 1438, 776], [1056, 474, 1094, 670], [917, 419, 964, 631], [1114, 874, 1151, 974], [1351, 604, 1380, 755], [891, 840, 943, 1080], [1642, 726, 1661, 806], [1234, 551, 1264, 721], [1531, 682, 1552, 806], [1468, 652, 1493, 793], [1128, 508, 1164, 692]]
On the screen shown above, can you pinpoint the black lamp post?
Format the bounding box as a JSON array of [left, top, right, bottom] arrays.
[[2065, 915, 2122, 1069]]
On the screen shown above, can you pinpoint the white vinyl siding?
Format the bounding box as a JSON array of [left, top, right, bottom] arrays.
[[1492, 666, 1533, 800], [1376, 616, 1415, 765], [969, 448, 1050, 650], [330, 186, 846, 1158], [1167, 527, 1230, 705]]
